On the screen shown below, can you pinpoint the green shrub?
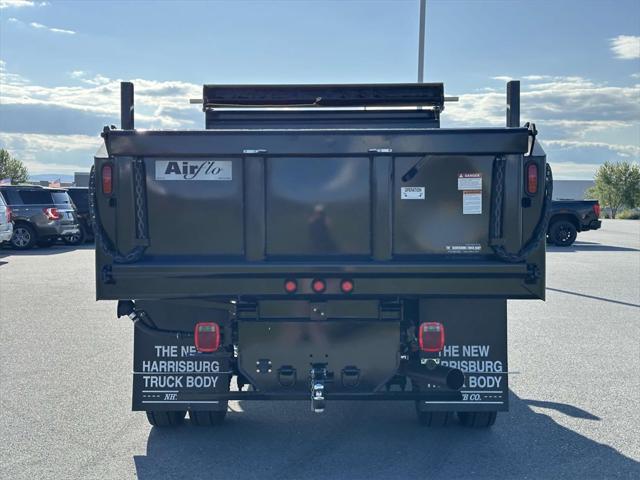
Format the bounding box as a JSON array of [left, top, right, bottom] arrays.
[[617, 209, 640, 220]]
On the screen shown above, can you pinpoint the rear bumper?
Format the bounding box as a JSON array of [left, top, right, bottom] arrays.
[[99, 260, 542, 300], [0, 224, 12, 242], [37, 222, 80, 238], [589, 220, 602, 230]]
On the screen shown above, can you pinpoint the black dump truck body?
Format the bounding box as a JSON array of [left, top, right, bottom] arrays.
[[92, 82, 550, 428]]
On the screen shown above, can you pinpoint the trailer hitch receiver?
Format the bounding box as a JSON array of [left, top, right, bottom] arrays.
[[310, 365, 328, 413]]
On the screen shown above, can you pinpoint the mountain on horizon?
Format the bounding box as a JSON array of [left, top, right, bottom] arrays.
[[29, 174, 75, 183]]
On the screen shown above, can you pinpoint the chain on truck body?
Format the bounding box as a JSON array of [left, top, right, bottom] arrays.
[[489, 157, 553, 263], [89, 158, 149, 264]]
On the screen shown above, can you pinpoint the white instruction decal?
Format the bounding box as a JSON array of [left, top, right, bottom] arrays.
[[458, 173, 482, 190], [155, 160, 232, 181], [446, 244, 481, 253], [401, 186, 425, 200], [463, 190, 482, 214]]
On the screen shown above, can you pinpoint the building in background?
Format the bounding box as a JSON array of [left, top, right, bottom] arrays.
[[74, 172, 89, 187], [553, 180, 595, 200]]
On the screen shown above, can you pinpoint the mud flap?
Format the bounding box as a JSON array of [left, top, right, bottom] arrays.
[[132, 321, 231, 411], [417, 299, 508, 412]]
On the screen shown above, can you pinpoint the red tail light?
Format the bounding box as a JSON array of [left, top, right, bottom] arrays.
[[5, 206, 11, 222], [284, 279, 298, 293], [340, 279, 354, 294], [194, 322, 220, 353], [43, 207, 60, 220], [102, 164, 113, 195], [311, 279, 326, 293], [593, 203, 601, 218], [526, 163, 538, 195], [418, 322, 445, 352]]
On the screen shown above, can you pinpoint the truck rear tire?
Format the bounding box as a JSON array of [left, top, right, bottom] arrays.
[[145, 410, 186, 427], [549, 220, 577, 247], [189, 409, 227, 426], [416, 410, 452, 427], [457, 411, 497, 428], [415, 401, 452, 426]]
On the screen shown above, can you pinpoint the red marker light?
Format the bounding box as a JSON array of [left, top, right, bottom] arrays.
[[311, 279, 326, 293], [102, 163, 113, 195], [592, 203, 601, 218], [526, 163, 538, 195], [284, 279, 298, 293], [418, 322, 445, 352], [340, 279, 354, 294], [194, 322, 220, 353]]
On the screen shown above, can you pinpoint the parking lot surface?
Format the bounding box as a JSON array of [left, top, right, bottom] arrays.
[[1, 220, 639, 479]]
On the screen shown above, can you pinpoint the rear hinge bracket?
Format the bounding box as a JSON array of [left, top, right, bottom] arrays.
[[101, 265, 114, 284], [525, 263, 541, 284]]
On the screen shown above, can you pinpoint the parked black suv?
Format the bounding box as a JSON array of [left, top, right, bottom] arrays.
[[65, 187, 94, 244], [0, 185, 80, 249]]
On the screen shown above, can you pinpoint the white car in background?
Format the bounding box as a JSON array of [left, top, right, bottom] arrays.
[[0, 193, 13, 243]]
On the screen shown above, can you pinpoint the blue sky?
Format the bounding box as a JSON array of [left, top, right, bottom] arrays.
[[0, 0, 638, 179]]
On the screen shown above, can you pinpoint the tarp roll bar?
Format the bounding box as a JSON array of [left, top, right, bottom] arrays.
[[202, 83, 445, 109]]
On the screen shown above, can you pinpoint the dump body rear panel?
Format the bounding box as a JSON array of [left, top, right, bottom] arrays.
[[94, 125, 545, 301]]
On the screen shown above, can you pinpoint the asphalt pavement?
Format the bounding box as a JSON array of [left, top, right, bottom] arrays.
[[1, 220, 639, 479]]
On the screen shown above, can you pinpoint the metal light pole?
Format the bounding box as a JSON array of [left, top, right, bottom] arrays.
[[417, 0, 426, 84]]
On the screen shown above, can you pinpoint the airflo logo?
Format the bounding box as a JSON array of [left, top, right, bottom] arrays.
[[155, 160, 232, 181]]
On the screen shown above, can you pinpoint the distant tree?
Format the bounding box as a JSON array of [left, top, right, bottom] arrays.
[[0, 149, 29, 184], [586, 161, 640, 219]]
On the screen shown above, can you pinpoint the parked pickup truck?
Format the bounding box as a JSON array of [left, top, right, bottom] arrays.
[[92, 81, 550, 429], [547, 200, 601, 246]]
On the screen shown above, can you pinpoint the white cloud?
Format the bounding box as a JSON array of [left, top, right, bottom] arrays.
[[78, 73, 111, 86], [0, 133, 100, 173], [610, 35, 640, 60], [0, 132, 100, 151], [29, 21, 75, 34], [492, 76, 513, 82], [544, 139, 640, 158], [547, 161, 601, 180], [443, 74, 640, 178], [0, 0, 47, 8], [49, 26, 75, 35], [0, 0, 34, 8], [447, 75, 640, 129], [0, 59, 29, 85], [1, 63, 638, 179], [1, 68, 201, 129], [1, 65, 202, 137]]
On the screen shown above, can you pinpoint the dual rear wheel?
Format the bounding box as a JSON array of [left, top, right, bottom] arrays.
[[415, 403, 497, 428], [146, 409, 227, 427], [147, 406, 494, 428]]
